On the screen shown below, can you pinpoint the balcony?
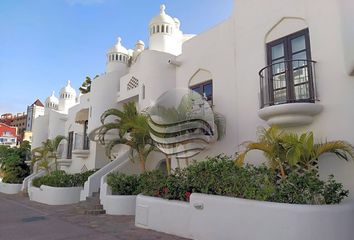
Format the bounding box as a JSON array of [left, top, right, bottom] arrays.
[[72, 133, 90, 159], [258, 59, 323, 127]]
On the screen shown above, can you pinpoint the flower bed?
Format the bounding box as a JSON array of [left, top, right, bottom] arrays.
[[0, 181, 22, 194], [29, 170, 95, 205], [101, 172, 139, 215], [132, 155, 351, 239], [28, 185, 82, 205], [136, 155, 349, 205]]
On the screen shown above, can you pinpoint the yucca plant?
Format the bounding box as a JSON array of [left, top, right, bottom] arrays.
[[98, 102, 155, 172], [31, 135, 66, 173], [236, 126, 354, 178]]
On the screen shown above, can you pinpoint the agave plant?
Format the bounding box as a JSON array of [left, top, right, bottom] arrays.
[[31, 135, 66, 173], [98, 102, 155, 172], [236, 126, 354, 177]]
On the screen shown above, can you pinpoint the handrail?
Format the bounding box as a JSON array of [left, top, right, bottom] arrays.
[[80, 147, 130, 200], [258, 59, 318, 109], [258, 59, 317, 78]]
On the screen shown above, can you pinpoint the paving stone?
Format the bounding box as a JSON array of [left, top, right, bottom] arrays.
[[0, 192, 189, 240]]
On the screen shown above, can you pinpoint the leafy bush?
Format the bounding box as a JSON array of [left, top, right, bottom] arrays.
[[32, 170, 96, 188], [137, 170, 167, 197], [274, 172, 349, 204], [107, 172, 140, 195], [0, 142, 31, 183], [137, 155, 348, 204]]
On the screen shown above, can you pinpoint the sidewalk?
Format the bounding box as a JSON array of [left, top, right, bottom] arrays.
[[0, 192, 188, 240]]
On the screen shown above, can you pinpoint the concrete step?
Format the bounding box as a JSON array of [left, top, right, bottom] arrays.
[[84, 209, 106, 215]]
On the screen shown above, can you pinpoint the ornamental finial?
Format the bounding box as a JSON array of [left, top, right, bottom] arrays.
[[160, 4, 166, 14]]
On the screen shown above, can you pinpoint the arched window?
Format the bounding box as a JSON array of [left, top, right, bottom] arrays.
[[189, 69, 213, 106], [115, 54, 118, 61], [161, 25, 165, 33], [157, 25, 160, 33], [166, 25, 169, 33], [119, 55, 122, 61]]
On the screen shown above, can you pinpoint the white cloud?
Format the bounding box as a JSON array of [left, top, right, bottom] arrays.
[[66, 0, 106, 6]]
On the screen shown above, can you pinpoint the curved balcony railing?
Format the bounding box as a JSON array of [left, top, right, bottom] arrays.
[[259, 59, 318, 109]]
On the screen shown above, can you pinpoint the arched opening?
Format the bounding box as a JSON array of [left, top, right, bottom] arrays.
[[161, 25, 165, 33], [157, 159, 167, 174], [189, 69, 213, 105]]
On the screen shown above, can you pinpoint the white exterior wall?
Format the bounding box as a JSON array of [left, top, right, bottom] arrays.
[[149, 33, 182, 56], [31, 115, 49, 149], [175, 19, 242, 159], [29, 1, 354, 201], [228, 0, 354, 198]]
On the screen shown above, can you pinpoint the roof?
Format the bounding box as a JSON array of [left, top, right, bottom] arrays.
[[32, 99, 44, 107], [150, 5, 176, 26]]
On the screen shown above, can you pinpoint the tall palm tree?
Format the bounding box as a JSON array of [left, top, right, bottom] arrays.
[[236, 126, 354, 177], [98, 102, 155, 172], [31, 135, 66, 173]]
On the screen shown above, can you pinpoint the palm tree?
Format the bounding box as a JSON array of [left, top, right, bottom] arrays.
[[98, 102, 155, 172], [236, 126, 354, 177], [31, 135, 66, 173], [79, 75, 99, 94]]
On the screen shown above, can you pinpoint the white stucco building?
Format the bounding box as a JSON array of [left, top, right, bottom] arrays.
[[31, 1, 354, 200]]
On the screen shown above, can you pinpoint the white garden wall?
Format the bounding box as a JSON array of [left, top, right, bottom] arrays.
[[29, 185, 82, 205], [190, 193, 354, 240], [135, 193, 354, 240], [0, 182, 22, 194], [135, 195, 192, 239]]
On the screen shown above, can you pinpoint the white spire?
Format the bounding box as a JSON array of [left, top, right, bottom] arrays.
[[160, 4, 166, 14]]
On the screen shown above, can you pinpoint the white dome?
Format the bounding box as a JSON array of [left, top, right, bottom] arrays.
[[45, 91, 59, 105], [60, 80, 76, 98], [149, 4, 175, 25], [107, 37, 129, 55]]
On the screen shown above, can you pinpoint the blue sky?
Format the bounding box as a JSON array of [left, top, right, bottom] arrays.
[[0, 0, 233, 114]]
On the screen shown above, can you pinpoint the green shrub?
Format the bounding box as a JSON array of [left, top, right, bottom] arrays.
[[137, 170, 167, 197], [274, 172, 349, 204], [107, 172, 140, 195], [0, 143, 30, 183], [32, 170, 96, 188], [137, 155, 348, 204]]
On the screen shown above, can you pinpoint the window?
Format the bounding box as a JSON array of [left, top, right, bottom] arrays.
[[161, 25, 165, 33], [153, 26, 155, 34], [157, 25, 160, 33], [166, 25, 169, 33], [83, 121, 90, 150], [67, 131, 74, 159], [266, 28, 313, 105], [190, 80, 213, 105]]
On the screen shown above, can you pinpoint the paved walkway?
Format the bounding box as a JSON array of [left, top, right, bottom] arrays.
[[0, 193, 188, 240]]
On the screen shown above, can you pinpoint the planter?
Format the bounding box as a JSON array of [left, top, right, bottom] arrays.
[[190, 193, 354, 240], [0, 182, 22, 194], [135, 195, 192, 239], [28, 185, 82, 205], [103, 195, 136, 215]]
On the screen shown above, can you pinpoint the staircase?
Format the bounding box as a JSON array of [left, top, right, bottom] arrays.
[[76, 192, 106, 215]]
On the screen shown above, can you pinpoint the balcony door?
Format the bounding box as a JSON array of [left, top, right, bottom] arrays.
[[267, 28, 313, 105]]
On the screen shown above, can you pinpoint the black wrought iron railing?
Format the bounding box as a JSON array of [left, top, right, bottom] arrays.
[[259, 59, 318, 109]]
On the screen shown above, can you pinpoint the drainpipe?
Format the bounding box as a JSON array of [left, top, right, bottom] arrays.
[[168, 59, 182, 67]]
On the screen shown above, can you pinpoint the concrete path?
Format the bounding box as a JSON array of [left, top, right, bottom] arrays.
[[0, 193, 188, 240]]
